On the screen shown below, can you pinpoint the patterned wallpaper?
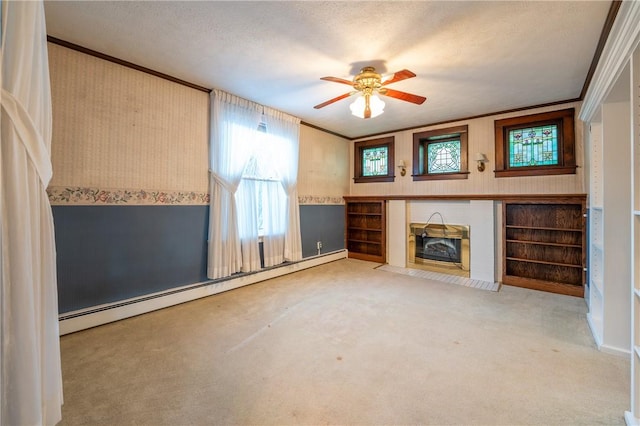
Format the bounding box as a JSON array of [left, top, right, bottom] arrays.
[[47, 43, 349, 206], [48, 43, 210, 195], [297, 125, 349, 204]]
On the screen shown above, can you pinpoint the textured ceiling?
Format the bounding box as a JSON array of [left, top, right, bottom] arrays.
[[43, 1, 612, 139]]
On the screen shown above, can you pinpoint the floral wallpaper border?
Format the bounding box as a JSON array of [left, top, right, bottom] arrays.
[[47, 186, 210, 205], [298, 195, 345, 205], [47, 187, 346, 206]]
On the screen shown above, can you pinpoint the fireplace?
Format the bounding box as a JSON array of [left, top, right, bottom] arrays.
[[408, 222, 470, 277]]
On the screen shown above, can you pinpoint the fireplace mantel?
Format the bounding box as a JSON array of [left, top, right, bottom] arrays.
[[344, 193, 587, 202]]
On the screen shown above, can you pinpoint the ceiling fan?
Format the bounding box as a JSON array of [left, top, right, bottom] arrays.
[[314, 66, 427, 119]]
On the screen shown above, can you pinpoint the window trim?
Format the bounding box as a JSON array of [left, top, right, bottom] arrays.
[[354, 136, 395, 183], [412, 125, 469, 181], [494, 108, 576, 178]]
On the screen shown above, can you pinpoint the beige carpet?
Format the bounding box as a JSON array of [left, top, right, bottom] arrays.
[[58, 258, 629, 425]]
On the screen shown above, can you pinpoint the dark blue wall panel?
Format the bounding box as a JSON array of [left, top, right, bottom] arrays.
[[53, 205, 209, 313], [53, 203, 345, 314], [300, 204, 345, 258]]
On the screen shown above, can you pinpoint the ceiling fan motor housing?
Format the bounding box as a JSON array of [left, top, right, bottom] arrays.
[[353, 67, 382, 94]]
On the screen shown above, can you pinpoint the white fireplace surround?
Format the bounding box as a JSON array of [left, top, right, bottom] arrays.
[[387, 200, 496, 283]]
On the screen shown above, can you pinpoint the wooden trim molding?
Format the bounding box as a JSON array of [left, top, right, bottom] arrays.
[[579, 1, 623, 100], [47, 36, 211, 93], [351, 98, 580, 141], [301, 121, 350, 140], [344, 194, 587, 202], [580, 0, 640, 121]]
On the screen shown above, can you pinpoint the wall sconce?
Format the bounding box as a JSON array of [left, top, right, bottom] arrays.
[[398, 160, 407, 176], [476, 153, 488, 172]]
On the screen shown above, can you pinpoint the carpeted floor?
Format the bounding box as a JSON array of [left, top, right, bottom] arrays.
[[58, 258, 629, 425]]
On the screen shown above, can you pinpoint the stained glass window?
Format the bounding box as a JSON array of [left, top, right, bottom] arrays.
[[508, 125, 559, 168], [427, 140, 461, 174], [412, 125, 468, 181], [354, 137, 394, 183], [362, 146, 388, 176], [494, 108, 575, 177]]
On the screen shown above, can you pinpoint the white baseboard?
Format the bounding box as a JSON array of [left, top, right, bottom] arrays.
[[599, 344, 632, 358], [59, 250, 347, 335], [586, 313, 603, 347], [587, 313, 632, 358], [625, 410, 639, 426]]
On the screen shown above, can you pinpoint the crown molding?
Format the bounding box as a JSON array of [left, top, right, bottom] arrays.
[[579, 1, 640, 122]]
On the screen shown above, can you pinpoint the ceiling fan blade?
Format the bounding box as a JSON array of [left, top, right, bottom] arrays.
[[320, 76, 354, 86], [380, 88, 426, 105], [313, 92, 354, 109], [381, 69, 416, 86]]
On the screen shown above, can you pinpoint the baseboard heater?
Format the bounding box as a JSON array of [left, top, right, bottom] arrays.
[[58, 250, 347, 335]]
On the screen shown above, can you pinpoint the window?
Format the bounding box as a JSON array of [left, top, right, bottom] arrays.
[[494, 108, 576, 177], [239, 130, 287, 237], [354, 136, 395, 183], [412, 125, 469, 180], [362, 146, 389, 176]]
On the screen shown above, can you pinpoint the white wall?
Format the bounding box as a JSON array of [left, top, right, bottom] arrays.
[[407, 200, 495, 282]]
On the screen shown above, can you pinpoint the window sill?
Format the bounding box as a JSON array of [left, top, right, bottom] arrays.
[[412, 171, 469, 181], [494, 166, 576, 178], [354, 176, 395, 183]]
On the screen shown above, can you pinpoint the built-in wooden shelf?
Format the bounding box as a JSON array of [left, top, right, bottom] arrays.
[[506, 239, 582, 248], [506, 257, 583, 268], [344, 197, 386, 263], [347, 238, 382, 245], [506, 225, 582, 232], [502, 196, 586, 297]]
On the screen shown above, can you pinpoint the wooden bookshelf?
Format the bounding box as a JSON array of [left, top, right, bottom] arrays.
[[344, 197, 386, 263], [502, 196, 586, 297]]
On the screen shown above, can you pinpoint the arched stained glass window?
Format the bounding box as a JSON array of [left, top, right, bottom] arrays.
[[508, 124, 558, 168]]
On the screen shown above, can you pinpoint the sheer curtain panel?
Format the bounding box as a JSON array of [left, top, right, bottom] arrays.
[[208, 90, 261, 279], [264, 109, 302, 263], [1, 1, 64, 425], [235, 178, 262, 272]]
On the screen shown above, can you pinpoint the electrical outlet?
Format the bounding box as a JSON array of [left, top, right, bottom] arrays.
[[316, 241, 322, 250]]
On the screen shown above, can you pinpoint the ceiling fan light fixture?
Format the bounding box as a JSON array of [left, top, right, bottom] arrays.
[[350, 94, 385, 119], [315, 66, 424, 116]]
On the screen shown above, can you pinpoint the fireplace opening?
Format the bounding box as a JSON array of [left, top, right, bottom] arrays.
[[408, 219, 470, 277], [416, 234, 462, 263]]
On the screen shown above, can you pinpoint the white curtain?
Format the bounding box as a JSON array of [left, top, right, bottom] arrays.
[[235, 178, 261, 272], [1, 1, 64, 425], [208, 90, 261, 279], [263, 109, 302, 263], [261, 179, 286, 267]]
